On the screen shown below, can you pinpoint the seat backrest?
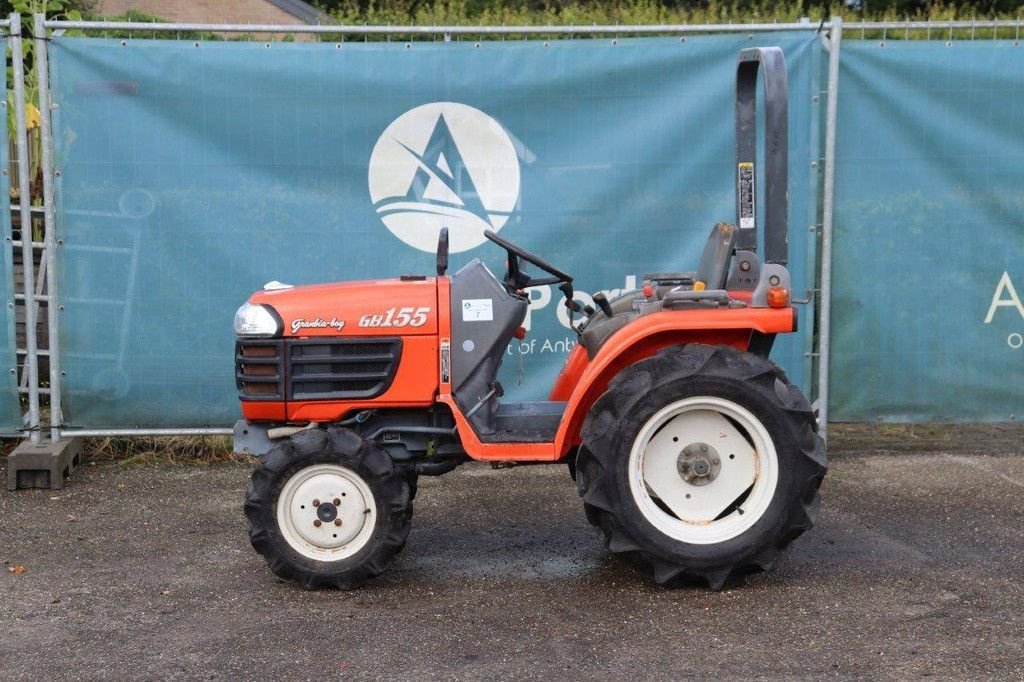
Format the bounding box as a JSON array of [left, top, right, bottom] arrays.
[[695, 222, 737, 290]]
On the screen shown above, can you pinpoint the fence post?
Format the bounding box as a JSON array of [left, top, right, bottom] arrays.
[[9, 13, 40, 444], [817, 16, 842, 443], [33, 12, 63, 442], [7, 13, 82, 491]]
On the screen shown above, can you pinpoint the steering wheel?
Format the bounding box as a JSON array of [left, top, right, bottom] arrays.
[[484, 229, 573, 289], [484, 229, 585, 317]]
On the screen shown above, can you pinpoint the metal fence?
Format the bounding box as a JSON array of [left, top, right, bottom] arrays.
[[4, 15, 1022, 451]]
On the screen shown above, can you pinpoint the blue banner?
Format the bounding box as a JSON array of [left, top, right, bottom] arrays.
[[49, 34, 822, 428], [832, 40, 1024, 421]]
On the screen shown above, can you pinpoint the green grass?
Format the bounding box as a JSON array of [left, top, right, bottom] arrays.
[[84, 435, 250, 466]]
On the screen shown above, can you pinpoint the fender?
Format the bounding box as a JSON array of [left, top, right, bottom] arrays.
[[551, 307, 795, 459]]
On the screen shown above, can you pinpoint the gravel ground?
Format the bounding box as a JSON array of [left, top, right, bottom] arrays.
[[2, 426, 1023, 680]]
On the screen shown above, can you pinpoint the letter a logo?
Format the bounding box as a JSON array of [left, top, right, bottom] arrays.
[[368, 103, 520, 253]]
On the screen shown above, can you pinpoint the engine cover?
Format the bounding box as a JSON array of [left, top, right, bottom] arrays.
[[249, 277, 438, 338]]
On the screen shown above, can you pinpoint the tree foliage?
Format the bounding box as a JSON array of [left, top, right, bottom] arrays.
[[309, 0, 1024, 23], [0, 0, 91, 20]]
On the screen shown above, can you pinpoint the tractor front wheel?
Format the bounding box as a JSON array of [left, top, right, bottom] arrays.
[[577, 344, 826, 589], [244, 427, 412, 589]]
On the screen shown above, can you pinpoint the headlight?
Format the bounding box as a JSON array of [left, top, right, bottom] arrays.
[[234, 302, 281, 337]]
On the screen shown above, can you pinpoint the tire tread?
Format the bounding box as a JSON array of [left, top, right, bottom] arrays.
[[577, 343, 826, 589], [244, 427, 412, 590]]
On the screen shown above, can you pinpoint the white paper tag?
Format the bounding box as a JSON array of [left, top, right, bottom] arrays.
[[461, 298, 493, 322]]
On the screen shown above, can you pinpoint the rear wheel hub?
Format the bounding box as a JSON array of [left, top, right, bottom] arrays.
[[677, 443, 721, 485], [628, 397, 779, 544]]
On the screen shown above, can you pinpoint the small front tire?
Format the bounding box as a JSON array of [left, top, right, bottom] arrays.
[[244, 427, 411, 589]]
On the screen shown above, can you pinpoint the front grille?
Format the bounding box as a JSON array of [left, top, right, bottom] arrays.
[[287, 338, 402, 400], [236, 340, 284, 401]]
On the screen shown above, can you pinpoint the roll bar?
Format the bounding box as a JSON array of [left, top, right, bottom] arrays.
[[735, 47, 788, 265]]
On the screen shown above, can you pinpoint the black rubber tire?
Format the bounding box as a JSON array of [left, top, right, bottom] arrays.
[[406, 472, 419, 502], [566, 448, 579, 482], [244, 426, 412, 589], [576, 344, 826, 590]]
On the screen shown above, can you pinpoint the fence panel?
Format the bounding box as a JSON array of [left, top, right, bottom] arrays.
[[48, 33, 823, 429], [832, 40, 1024, 421]]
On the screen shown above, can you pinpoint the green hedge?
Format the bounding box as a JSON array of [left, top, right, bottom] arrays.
[[314, 1, 1024, 35]]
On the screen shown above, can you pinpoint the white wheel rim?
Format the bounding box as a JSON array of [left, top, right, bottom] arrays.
[[276, 464, 377, 561], [627, 396, 778, 545]]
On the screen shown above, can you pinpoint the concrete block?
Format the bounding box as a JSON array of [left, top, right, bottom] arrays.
[[6, 438, 83, 491]]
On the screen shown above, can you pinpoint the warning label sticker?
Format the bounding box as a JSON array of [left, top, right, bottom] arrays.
[[440, 338, 450, 384], [738, 162, 755, 230], [461, 299, 493, 322]]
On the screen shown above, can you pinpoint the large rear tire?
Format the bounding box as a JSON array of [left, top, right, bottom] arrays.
[[244, 427, 412, 589], [576, 344, 825, 589]]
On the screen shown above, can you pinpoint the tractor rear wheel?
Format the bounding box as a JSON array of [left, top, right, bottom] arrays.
[[577, 344, 825, 589], [244, 426, 412, 589]]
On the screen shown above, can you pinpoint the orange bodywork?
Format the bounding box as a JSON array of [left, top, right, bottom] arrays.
[[239, 277, 441, 423], [250, 278, 438, 337], [440, 305, 793, 462], [240, 276, 795, 464], [437, 394, 557, 461], [548, 306, 795, 460]]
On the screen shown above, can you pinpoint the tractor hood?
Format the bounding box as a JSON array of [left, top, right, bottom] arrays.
[[248, 277, 438, 337]]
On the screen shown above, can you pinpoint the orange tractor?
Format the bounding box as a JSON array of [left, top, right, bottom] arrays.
[[233, 47, 825, 590]]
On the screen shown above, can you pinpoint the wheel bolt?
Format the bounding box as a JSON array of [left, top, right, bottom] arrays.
[[334, 518, 342, 527], [333, 498, 341, 506], [313, 519, 322, 527], [312, 499, 321, 507]]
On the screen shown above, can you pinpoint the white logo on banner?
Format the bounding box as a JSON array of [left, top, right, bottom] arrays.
[[368, 102, 520, 254], [984, 271, 1024, 349]]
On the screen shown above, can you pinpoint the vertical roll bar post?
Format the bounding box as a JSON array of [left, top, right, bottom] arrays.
[[735, 46, 789, 265]]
